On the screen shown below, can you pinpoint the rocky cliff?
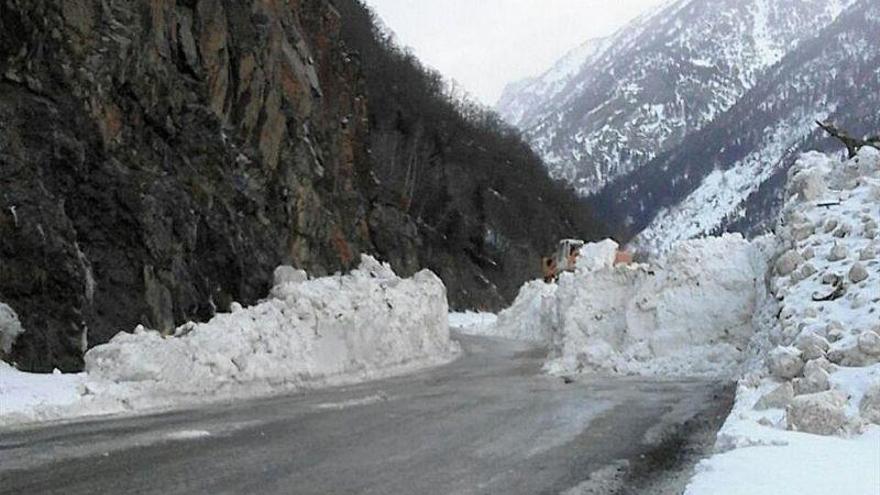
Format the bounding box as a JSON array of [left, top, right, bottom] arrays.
[[0, 0, 602, 371]]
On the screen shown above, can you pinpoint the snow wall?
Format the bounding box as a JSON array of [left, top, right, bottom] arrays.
[[491, 236, 769, 378], [84, 255, 458, 397]]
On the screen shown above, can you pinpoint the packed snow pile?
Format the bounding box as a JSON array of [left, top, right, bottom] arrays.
[[470, 236, 767, 377], [545, 235, 768, 377], [453, 239, 622, 342], [686, 148, 880, 494], [1, 256, 458, 426], [453, 281, 557, 341]]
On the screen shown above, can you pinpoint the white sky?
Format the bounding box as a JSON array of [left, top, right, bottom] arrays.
[[363, 0, 667, 106]]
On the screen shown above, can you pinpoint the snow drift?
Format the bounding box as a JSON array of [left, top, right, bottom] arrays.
[[1, 256, 458, 425]]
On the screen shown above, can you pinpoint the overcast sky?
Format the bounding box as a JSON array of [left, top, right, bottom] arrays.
[[363, 0, 667, 106]]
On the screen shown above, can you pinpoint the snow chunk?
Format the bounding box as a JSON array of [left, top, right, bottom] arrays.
[[767, 346, 804, 379], [575, 239, 619, 272], [0, 302, 25, 356], [786, 390, 848, 435]]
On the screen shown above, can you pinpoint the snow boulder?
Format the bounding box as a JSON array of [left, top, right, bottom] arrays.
[[859, 383, 880, 425], [787, 152, 831, 202], [848, 262, 869, 283], [775, 250, 803, 276], [857, 331, 880, 356], [794, 333, 829, 361], [754, 381, 794, 410], [793, 366, 830, 396], [767, 346, 804, 379], [786, 390, 848, 435], [0, 302, 25, 356], [273, 265, 308, 286], [85, 255, 458, 396], [576, 239, 619, 272]]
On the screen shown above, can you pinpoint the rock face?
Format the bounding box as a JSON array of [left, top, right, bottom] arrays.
[[0, 0, 601, 371], [0, 0, 376, 371]]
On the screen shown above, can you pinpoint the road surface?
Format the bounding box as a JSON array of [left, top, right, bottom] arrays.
[[0, 334, 732, 494]]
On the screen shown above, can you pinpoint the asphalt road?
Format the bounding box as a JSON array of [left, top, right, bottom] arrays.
[[0, 334, 733, 495]]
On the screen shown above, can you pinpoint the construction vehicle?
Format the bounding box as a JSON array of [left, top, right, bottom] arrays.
[[542, 239, 584, 282], [542, 239, 633, 282]]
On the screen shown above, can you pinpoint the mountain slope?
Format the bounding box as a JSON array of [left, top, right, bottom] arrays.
[[498, 0, 856, 195], [591, 0, 880, 251], [495, 36, 609, 130], [0, 0, 602, 371]]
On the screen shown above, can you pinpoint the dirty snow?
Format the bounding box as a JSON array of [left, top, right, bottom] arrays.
[[0, 255, 459, 427], [686, 148, 880, 494]]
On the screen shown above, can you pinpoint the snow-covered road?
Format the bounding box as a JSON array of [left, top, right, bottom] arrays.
[[0, 334, 731, 495]]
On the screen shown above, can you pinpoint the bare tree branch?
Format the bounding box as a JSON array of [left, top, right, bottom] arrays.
[[816, 121, 880, 158]]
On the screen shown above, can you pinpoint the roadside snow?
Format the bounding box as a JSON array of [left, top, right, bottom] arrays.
[[686, 148, 880, 494], [0, 363, 95, 423], [0, 255, 459, 427], [686, 423, 880, 495]]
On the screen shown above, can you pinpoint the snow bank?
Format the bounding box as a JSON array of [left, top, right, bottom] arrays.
[[476, 236, 766, 377], [686, 148, 880, 494], [1, 256, 458, 426], [457, 240, 618, 342], [544, 234, 767, 378], [0, 362, 93, 423], [459, 281, 557, 342]]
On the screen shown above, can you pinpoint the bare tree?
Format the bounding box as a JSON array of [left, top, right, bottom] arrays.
[[816, 121, 880, 158]]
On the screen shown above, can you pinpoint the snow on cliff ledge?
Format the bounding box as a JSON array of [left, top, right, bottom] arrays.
[[0, 255, 458, 426]]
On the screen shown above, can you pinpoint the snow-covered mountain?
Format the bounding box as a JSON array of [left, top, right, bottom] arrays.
[[590, 0, 880, 251], [497, 0, 857, 196], [495, 36, 609, 130]]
